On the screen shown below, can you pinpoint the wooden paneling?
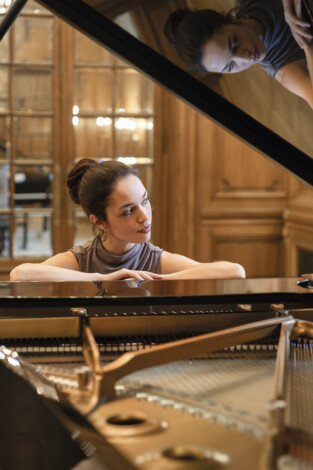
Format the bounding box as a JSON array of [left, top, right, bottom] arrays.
[[53, 20, 75, 252], [199, 209, 284, 278], [82, 0, 150, 18], [284, 188, 313, 276], [153, 85, 313, 278], [153, 85, 197, 259], [195, 115, 291, 210]]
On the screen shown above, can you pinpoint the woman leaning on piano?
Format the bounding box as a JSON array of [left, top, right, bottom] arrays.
[[164, 0, 313, 108], [10, 158, 245, 282]]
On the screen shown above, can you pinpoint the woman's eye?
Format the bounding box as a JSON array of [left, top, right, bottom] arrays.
[[232, 36, 238, 52], [123, 208, 133, 216], [143, 197, 149, 205]]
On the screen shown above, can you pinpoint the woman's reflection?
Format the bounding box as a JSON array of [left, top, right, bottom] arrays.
[[94, 279, 151, 297], [164, 0, 313, 108]]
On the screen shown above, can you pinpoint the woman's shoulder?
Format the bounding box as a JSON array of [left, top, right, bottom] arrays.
[[143, 241, 163, 254]]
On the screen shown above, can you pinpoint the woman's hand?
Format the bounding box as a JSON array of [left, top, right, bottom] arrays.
[[301, 273, 313, 280], [102, 269, 163, 281], [282, 0, 313, 48]]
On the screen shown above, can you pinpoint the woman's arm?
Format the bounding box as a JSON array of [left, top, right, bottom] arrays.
[[160, 251, 246, 280], [275, 48, 313, 108], [10, 251, 162, 282], [9, 251, 95, 281], [282, 0, 312, 48]]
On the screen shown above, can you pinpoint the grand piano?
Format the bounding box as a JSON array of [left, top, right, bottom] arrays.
[[1, 1, 313, 470]]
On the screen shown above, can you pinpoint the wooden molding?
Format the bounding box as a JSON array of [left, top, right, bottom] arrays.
[[199, 224, 284, 278], [201, 207, 285, 220], [284, 211, 313, 229]]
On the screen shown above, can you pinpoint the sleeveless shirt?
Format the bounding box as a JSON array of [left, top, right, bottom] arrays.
[[69, 237, 163, 274], [236, 0, 305, 77]]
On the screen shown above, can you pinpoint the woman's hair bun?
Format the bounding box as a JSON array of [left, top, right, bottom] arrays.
[[67, 158, 96, 205], [163, 8, 190, 47]]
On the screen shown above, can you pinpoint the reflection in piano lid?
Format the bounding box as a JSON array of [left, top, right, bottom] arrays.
[[37, 0, 313, 185]]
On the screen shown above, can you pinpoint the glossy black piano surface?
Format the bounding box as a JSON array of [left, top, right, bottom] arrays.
[[1, 277, 313, 320], [2, 276, 313, 299]]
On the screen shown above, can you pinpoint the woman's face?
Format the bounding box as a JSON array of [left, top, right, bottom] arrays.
[[98, 174, 152, 254], [201, 23, 266, 74]]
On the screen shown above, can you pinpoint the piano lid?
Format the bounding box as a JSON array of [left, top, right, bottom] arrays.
[[35, 0, 313, 185], [1, 277, 313, 303]]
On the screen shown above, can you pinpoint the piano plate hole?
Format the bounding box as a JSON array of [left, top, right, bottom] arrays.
[[100, 412, 166, 437], [107, 415, 145, 426], [163, 446, 204, 461], [162, 446, 228, 468]]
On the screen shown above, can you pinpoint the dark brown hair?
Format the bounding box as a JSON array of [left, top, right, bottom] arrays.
[[163, 8, 235, 73], [67, 158, 138, 222]]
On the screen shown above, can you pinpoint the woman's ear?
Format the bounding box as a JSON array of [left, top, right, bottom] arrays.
[[89, 214, 107, 231]]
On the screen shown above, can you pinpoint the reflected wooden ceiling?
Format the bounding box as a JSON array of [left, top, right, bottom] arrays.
[[82, 0, 157, 19], [82, 0, 221, 88], [82, 0, 187, 59]]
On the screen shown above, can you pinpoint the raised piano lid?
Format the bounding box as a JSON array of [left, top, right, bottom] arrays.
[[35, 0, 313, 185]]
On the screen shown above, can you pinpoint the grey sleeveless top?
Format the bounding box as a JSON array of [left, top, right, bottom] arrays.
[[237, 0, 305, 76], [69, 237, 163, 274]]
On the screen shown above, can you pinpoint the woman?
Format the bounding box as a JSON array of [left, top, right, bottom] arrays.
[[10, 159, 245, 282], [164, 0, 313, 108]]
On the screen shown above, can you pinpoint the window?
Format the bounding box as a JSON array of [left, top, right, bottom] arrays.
[[0, 1, 54, 258], [0, 2, 155, 265]]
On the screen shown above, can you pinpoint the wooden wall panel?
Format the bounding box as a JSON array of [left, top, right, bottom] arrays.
[[195, 113, 291, 210], [211, 135, 288, 199], [284, 188, 313, 276], [153, 86, 198, 259], [199, 216, 284, 278], [153, 85, 313, 278]]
